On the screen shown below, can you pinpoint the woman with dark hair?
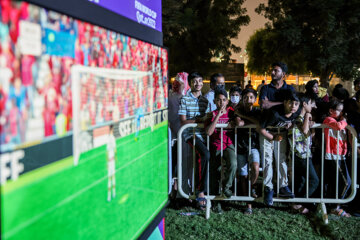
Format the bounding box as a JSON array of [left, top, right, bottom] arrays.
[[305, 80, 329, 122], [305, 80, 329, 102]]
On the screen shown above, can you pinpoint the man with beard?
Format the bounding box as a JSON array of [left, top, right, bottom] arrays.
[[259, 62, 295, 109]]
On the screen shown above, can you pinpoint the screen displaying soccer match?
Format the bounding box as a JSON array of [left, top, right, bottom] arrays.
[[0, 1, 168, 239]]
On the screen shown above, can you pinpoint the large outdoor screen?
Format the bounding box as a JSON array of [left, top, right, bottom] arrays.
[[88, 0, 162, 32], [0, 1, 168, 239]]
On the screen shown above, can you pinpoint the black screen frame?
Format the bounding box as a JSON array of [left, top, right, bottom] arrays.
[[26, 0, 163, 46]]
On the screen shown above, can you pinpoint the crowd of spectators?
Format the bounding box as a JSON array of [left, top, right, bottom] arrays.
[[169, 62, 360, 217]]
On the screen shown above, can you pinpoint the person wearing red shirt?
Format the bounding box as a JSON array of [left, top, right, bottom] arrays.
[[205, 87, 243, 198]]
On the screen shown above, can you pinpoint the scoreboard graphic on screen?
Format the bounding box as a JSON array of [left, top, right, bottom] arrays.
[[0, 1, 168, 239], [88, 0, 162, 32]]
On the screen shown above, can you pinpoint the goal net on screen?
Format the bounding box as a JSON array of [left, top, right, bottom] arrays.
[[71, 65, 154, 165]]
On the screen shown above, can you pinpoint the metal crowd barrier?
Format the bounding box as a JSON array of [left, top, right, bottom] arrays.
[[168, 128, 173, 195], [176, 123, 358, 221]]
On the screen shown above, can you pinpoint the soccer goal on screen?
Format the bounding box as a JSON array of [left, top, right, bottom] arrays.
[[71, 65, 155, 165]]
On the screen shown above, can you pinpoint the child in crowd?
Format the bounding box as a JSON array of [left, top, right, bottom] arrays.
[[229, 86, 242, 109], [288, 93, 319, 213], [323, 99, 351, 217], [259, 89, 299, 206], [205, 87, 242, 198], [235, 88, 261, 214]]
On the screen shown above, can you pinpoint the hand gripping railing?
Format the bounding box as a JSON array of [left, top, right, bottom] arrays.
[[176, 123, 358, 220]]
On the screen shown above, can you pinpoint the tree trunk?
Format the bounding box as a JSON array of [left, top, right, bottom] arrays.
[[319, 71, 330, 88]]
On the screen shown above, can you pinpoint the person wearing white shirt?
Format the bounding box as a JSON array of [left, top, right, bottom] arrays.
[[204, 73, 225, 112]]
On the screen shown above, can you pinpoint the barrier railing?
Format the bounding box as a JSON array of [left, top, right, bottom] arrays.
[[176, 123, 358, 220]]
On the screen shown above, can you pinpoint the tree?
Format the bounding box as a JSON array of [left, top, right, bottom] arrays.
[[251, 0, 360, 86], [162, 0, 250, 77], [246, 28, 307, 75]]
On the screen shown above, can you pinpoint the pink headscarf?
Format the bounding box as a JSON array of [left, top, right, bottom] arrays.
[[172, 72, 189, 95]]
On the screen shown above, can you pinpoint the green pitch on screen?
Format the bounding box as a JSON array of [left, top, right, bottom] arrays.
[[1, 122, 168, 240]]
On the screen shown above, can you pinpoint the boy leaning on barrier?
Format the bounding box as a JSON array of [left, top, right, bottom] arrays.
[[259, 89, 300, 206], [205, 87, 243, 198], [288, 93, 319, 214], [178, 72, 211, 210], [234, 88, 261, 214]]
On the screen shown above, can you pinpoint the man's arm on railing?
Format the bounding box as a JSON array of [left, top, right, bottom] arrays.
[[180, 112, 212, 126], [179, 115, 196, 125]]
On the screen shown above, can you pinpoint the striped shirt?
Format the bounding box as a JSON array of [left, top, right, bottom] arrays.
[[178, 89, 210, 141]]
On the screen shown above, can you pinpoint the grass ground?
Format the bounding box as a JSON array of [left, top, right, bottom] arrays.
[[165, 200, 360, 240], [1, 122, 168, 240]]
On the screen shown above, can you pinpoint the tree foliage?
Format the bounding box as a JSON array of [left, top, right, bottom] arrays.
[[247, 0, 360, 86], [246, 28, 307, 75], [163, 0, 250, 76]]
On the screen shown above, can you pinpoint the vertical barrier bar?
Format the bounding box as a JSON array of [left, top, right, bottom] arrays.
[[221, 127, 224, 196], [292, 128, 295, 194], [234, 127, 238, 196], [262, 134, 266, 195], [336, 130, 339, 200], [168, 129, 172, 194], [321, 128, 325, 199], [277, 128, 280, 197], [351, 127, 358, 199], [248, 128, 252, 197], [192, 128, 195, 195], [207, 135, 210, 197], [306, 137, 309, 199], [177, 127, 183, 198]]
